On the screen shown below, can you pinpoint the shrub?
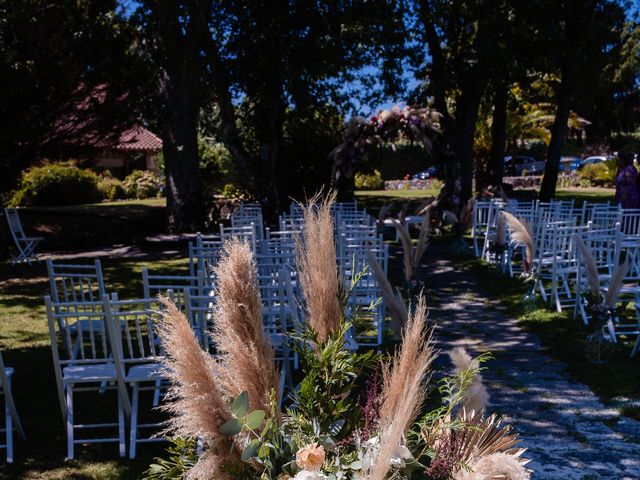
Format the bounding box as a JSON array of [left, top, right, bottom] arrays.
[[97, 172, 126, 201], [354, 169, 383, 190], [578, 161, 616, 187], [123, 170, 164, 199], [9, 162, 102, 207]]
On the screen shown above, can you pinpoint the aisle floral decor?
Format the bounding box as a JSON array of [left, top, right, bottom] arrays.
[[146, 195, 531, 480], [575, 236, 630, 363]]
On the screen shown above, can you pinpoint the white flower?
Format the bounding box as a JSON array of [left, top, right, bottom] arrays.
[[293, 470, 328, 480], [389, 444, 413, 468]]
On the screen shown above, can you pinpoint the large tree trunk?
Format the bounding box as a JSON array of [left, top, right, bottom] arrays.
[[489, 79, 508, 187], [161, 101, 203, 232], [539, 79, 571, 201], [454, 73, 487, 202]]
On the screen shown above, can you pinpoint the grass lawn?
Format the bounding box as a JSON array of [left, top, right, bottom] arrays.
[[0, 252, 188, 479], [467, 258, 640, 418]]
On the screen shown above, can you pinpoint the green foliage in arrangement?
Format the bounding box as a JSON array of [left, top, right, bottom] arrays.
[[122, 170, 164, 199], [355, 170, 384, 190], [144, 437, 198, 480], [9, 162, 102, 207]]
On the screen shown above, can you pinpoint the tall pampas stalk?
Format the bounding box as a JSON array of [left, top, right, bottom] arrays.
[[414, 205, 432, 267], [367, 295, 435, 480], [605, 256, 630, 307], [392, 219, 415, 282], [449, 347, 489, 413], [575, 235, 601, 296], [156, 299, 238, 479], [212, 238, 279, 412], [295, 192, 342, 342], [496, 212, 507, 247], [377, 202, 393, 230], [501, 212, 535, 272], [367, 250, 408, 332]]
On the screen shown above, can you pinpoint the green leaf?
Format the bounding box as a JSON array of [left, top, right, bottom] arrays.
[[218, 418, 242, 436], [244, 410, 266, 430], [232, 391, 249, 417], [241, 439, 261, 461]]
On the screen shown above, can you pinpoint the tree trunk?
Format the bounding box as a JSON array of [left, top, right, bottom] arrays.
[[161, 102, 203, 232], [539, 79, 571, 201], [489, 79, 508, 187], [454, 73, 487, 202]]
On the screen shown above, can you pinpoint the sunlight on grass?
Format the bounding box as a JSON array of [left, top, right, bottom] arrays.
[[355, 188, 439, 199]]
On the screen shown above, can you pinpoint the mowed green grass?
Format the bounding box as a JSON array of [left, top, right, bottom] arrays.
[[0, 253, 189, 479]]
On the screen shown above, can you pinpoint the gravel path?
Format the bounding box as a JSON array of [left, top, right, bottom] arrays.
[[424, 247, 640, 480]]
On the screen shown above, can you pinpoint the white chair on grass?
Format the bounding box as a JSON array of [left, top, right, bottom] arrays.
[[47, 259, 106, 304], [0, 352, 25, 463], [4, 208, 43, 265], [45, 296, 127, 459], [104, 297, 167, 459]]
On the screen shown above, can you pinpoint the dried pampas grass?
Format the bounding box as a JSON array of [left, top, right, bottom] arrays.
[[455, 409, 529, 474], [502, 212, 535, 272], [368, 295, 435, 480], [454, 452, 531, 480], [575, 235, 600, 296], [156, 299, 237, 479], [296, 192, 342, 342], [449, 347, 489, 413], [414, 205, 432, 267], [212, 238, 279, 412], [392, 219, 415, 282], [377, 202, 393, 230], [605, 256, 630, 308], [367, 250, 408, 333]]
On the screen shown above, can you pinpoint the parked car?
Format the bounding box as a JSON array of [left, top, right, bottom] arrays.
[[580, 155, 614, 168], [412, 166, 440, 180], [504, 156, 545, 176], [559, 156, 582, 173]]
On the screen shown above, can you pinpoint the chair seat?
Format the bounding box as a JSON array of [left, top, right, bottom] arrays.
[[126, 363, 165, 382], [22, 236, 44, 242], [63, 363, 116, 382]]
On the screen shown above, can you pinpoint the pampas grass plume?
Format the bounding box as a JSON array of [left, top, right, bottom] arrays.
[[368, 295, 435, 480], [454, 452, 531, 480], [156, 299, 237, 479], [212, 238, 279, 412], [449, 347, 489, 413], [605, 256, 630, 307], [575, 235, 601, 296], [367, 250, 408, 332], [296, 192, 342, 342], [502, 212, 535, 270]]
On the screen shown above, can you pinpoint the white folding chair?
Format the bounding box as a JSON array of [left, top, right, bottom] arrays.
[[0, 352, 25, 463], [104, 297, 166, 459], [4, 208, 43, 265], [45, 296, 127, 459], [47, 259, 106, 304]]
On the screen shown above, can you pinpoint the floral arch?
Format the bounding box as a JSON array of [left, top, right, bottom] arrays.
[[329, 105, 441, 196]]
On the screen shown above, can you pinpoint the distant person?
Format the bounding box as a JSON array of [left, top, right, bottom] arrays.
[[615, 152, 639, 208]]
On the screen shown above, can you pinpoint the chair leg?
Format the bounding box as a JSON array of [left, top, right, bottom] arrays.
[[118, 391, 126, 458], [5, 392, 13, 463], [66, 385, 74, 460], [129, 383, 139, 459]]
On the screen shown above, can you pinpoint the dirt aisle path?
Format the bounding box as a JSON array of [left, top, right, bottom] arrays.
[[423, 247, 640, 480]]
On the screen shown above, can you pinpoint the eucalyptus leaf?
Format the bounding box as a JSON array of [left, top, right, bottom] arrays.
[[231, 391, 249, 418], [241, 439, 261, 461], [218, 418, 242, 436], [244, 410, 266, 430]]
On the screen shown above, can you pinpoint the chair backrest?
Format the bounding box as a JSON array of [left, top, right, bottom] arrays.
[[219, 223, 257, 250], [47, 259, 106, 304], [142, 268, 206, 310], [105, 297, 164, 365], [188, 234, 223, 281], [45, 295, 111, 365], [621, 209, 640, 236], [4, 208, 26, 243]]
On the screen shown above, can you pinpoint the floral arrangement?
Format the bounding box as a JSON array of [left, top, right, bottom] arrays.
[[575, 236, 630, 362], [147, 194, 530, 480], [330, 105, 441, 186]]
